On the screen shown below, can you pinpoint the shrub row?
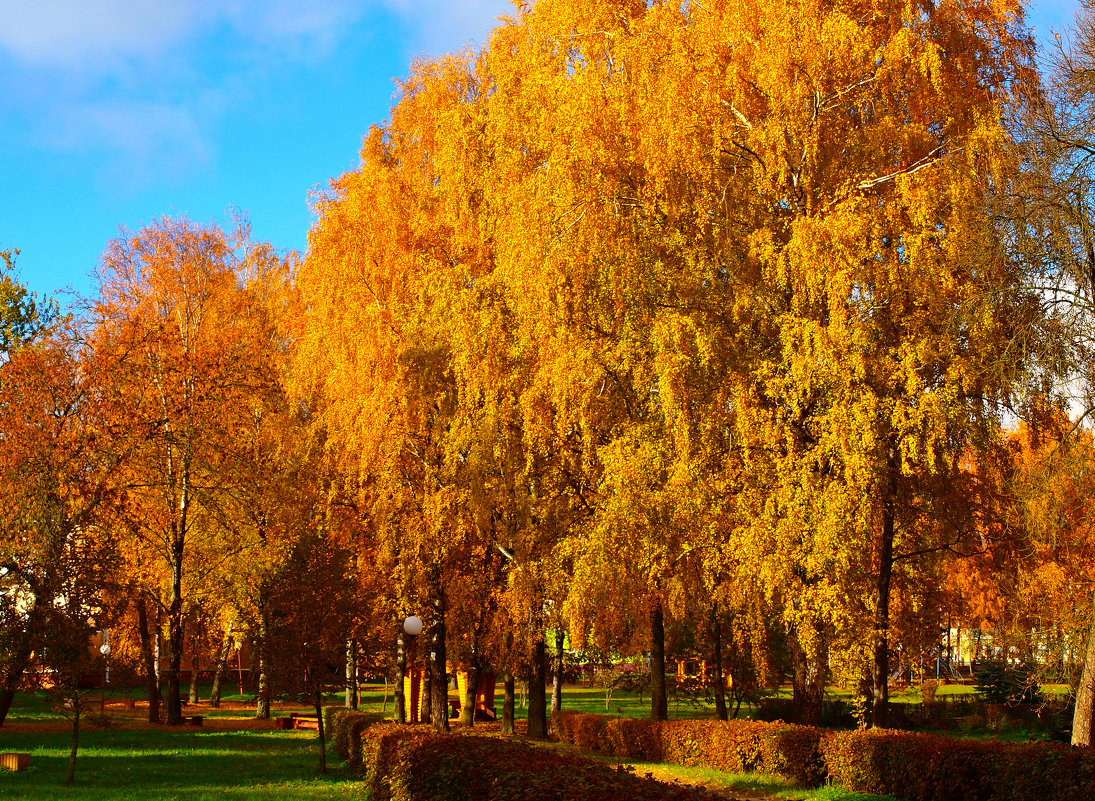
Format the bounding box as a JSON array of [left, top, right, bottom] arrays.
[[324, 707, 387, 766], [821, 729, 1095, 801], [359, 723, 724, 801], [551, 712, 825, 787], [552, 712, 1095, 801]]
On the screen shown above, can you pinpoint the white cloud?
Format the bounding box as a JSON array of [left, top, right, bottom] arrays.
[[0, 1, 513, 191], [0, 0, 368, 70], [44, 99, 214, 190], [0, 1, 195, 67], [384, 0, 513, 58]]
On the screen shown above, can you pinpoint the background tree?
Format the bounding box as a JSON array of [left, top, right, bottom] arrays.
[[1004, 0, 1095, 745], [91, 217, 282, 725], [0, 330, 122, 727], [0, 248, 58, 355], [267, 522, 361, 774]]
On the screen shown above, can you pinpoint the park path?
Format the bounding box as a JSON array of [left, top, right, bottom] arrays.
[[619, 760, 775, 801]]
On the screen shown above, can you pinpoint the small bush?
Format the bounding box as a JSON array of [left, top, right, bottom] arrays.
[[919, 679, 940, 703], [359, 725, 723, 801], [973, 659, 1041, 704]]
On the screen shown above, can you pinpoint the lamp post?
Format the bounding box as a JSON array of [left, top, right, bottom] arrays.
[[99, 642, 111, 715], [403, 616, 423, 723], [236, 638, 245, 696]]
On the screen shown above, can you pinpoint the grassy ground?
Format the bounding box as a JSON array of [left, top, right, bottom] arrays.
[[0, 680, 1062, 799], [0, 693, 361, 800], [538, 740, 899, 801]]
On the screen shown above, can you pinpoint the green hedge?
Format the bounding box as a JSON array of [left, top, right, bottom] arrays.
[[359, 723, 723, 801], [821, 729, 1095, 801], [324, 707, 387, 765], [322, 706, 343, 741], [551, 711, 825, 787]]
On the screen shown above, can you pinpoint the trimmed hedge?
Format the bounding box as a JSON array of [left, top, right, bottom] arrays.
[[324, 707, 388, 765], [553, 712, 1095, 801], [821, 729, 1095, 801], [322, 705, 343, 740], [360, 723, 723, 801], [551, 711, 826, 787]]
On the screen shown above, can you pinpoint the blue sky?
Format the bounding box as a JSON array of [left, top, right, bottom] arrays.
[[0, 0, 1083, 303]]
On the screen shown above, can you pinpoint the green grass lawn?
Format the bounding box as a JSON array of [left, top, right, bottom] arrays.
[[0, 679, 1064, 800], [542, 740, 900, 801], [0, 693, 362, 800]]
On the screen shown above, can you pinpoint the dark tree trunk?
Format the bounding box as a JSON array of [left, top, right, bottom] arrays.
[[394, 626, 407, 725], [650, 600, 668, 721], [791, 630, 827, 726], [527, 639, 548, 739], [209, 632, 232, 709], [345, 639, 358, 710], [165, 558, 184, 726], [0, 622, 34, 726], [136, 595, 161, 723], [166, 478, 189, 727], [551, 628, 565, 715], [64, 672, 79, 785], [791, 638, 806, 722], [871, 466, 896, 729], [255, 593, 271, 719], [1072, 590, 1095, 746], [188, 624, 200, 705], [428, 568, 449, 733], [711, 604, 728, 722], [421, 663, 432, 724], [502, 671, 515, 735], [0, 687, 17, 727], [314, 691, 327, 774], [460, 660, 480, 727]]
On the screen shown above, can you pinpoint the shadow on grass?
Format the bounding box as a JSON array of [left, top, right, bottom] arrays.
[[0, 727, 361, 800]]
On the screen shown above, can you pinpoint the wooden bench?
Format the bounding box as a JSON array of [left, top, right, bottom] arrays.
[[182, 715, 203, 726], [285, 713, 319, 731], [0, 753, 29, 772]]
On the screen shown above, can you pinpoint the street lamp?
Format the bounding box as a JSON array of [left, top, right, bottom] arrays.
[[403, 616, 423, 723], [99, 642, 111, 715]]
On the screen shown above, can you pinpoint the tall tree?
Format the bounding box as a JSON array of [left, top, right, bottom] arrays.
[[1005, 0, 1095, 746], [0, 330, 120, 726], [91, 217, 279, 725]]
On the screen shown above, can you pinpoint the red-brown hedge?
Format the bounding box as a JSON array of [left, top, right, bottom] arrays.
[[821, 729, 1095, 801], [359, 723, 724, 801], [551, 712, 826, 787], [554, 712, 1095, 800], [336, 710, 386, 766]]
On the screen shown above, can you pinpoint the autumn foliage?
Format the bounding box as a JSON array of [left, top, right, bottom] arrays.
[[7, 0, 1095, 774]]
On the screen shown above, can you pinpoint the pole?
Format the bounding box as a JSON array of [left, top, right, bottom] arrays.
[[407, 634, 417, 723]]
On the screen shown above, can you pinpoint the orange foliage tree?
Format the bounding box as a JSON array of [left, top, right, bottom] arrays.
[[90, 217, 285, 725], [0, 328, 123, 735], [296, 0, 1043, 733]]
